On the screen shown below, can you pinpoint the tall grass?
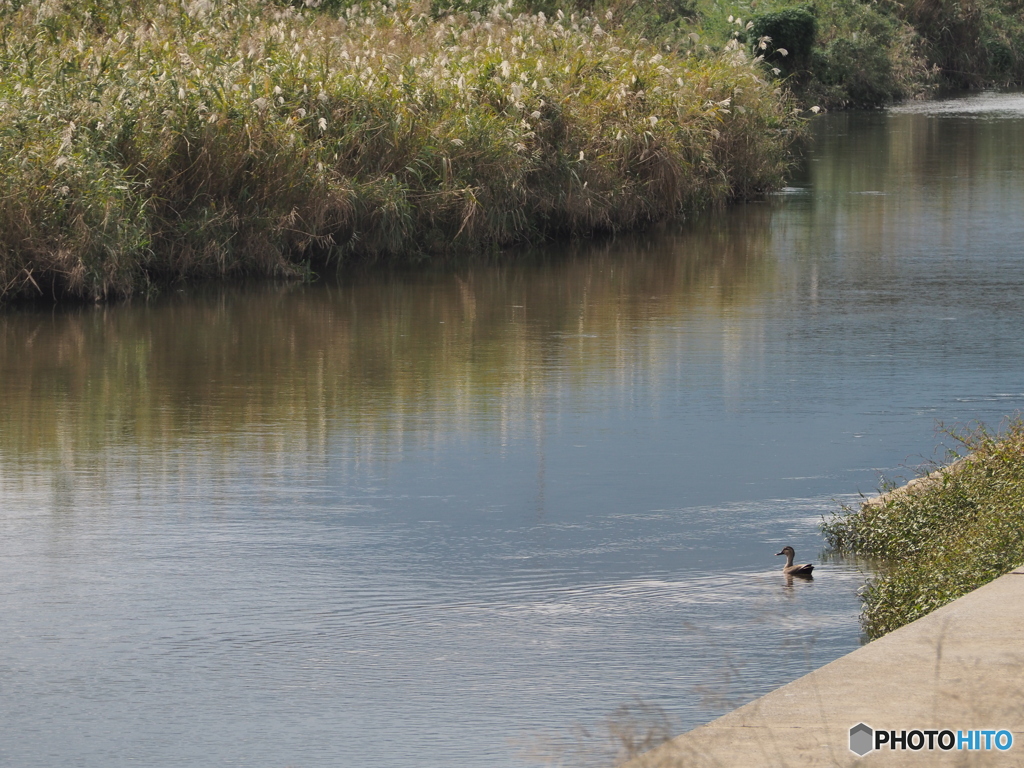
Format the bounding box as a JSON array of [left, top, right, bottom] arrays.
[[822, 420, 1024, 639], [0, 0, 804, 302]]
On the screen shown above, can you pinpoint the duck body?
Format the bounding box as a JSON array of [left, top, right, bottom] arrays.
[[776, 545, 814, 575]]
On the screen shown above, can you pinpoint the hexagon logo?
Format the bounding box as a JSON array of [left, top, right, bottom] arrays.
[[850, 723, 874, 756]]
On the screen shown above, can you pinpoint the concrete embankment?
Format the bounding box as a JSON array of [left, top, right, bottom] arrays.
[[626, 563, 1024, 767]]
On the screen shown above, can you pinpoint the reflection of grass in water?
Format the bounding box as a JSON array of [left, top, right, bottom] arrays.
[[823, 418, 1024, 639], [0, 223, 778, 462]]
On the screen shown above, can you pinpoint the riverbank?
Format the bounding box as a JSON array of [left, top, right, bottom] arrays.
[[3, 0, 1020, 305], [624, 563, 1024, 767], [0, 0, 802, 303], [822, 421, 1024, 639]]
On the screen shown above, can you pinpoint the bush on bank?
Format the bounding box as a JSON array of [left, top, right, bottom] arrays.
[[740, 0, 1024, 107], [441, 0, 939, 108], [513, 0, 1024, 108], [822, 420, 1024, 639], [0, 0, 804, 302]]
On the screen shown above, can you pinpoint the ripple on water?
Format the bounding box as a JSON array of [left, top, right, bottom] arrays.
[[889, 91, 1024, 118]]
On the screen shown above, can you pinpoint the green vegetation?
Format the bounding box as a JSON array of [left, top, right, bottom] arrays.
[[1, 0, 1020, 303], [822, 420, 1024, 639], [695, 0, 1019, 105], [489, 0, 1023, 107], [750, 7, 817, 74], [0, 0, 803, 303], [443, 0, 932, 109]]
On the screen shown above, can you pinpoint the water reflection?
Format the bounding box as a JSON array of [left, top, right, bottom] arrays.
[[0, 216, 779, 464], [3, 92, 1024, 768]]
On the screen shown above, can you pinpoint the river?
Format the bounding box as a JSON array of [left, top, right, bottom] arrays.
[[2, 91, 1024, 767]]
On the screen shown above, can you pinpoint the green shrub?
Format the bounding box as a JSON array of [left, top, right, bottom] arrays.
[[823, 420, 1024, 638], [750, 6, 817, 71], [977, 0, 1024, 81], [901, 0, 985, 86], [811, 33, 903, 106], [803, 0, 934, 108]]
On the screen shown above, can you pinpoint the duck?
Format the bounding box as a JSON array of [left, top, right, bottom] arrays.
[[776, 545, 814, 576]]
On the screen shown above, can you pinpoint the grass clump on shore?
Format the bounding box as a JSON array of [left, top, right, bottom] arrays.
[[822, 420, 1024, 639], [0, 0, 804, 303]]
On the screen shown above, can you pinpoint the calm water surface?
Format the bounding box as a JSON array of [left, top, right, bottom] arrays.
[[2, 92, 1024, 767]]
